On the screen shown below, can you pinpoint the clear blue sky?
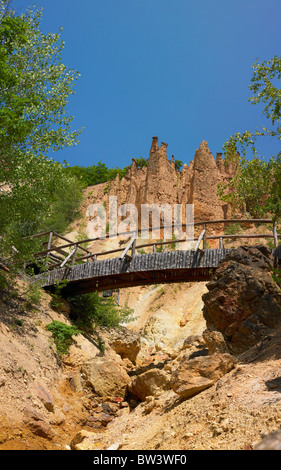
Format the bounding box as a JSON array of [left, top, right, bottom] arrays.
[[16, 0, 281, 168]]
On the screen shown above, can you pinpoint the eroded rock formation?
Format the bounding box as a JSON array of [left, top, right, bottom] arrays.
[[84, 136, 239, 237]]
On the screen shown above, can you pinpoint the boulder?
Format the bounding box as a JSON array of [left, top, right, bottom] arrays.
[[81, 356, 130, 399], [128, 368, 170, 401], [107, 326, 141, 364], [70, 430, 96, 450], [202, 329, 229, 354], [170, 352, 236, 398], [23, 405, 55, 440], [34, 383, 54, 412], [202, 245, 281, 354]]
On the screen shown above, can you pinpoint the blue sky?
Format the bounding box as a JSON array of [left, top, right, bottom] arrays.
[[16, 0, 281, 168]]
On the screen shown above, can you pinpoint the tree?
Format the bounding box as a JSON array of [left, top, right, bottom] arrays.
[[0, 2, 31, 149], [135, 156, 148, 168], [64, 161, 130, 187], [174, 159, 183, 171], [0, 3, 83, 262], [0, 4, 81, 158], [218, 56, 281, 222], [67, 291, 134, 329]]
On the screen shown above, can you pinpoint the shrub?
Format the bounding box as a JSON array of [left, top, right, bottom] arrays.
[[224, 223, 242, 235], [50, 279, 69, 309], [46, 320, 80, 357], [68, 291, 134, 330], [23, 281, 43, 309]]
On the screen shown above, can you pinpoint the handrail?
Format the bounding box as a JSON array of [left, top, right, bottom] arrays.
[[22, 218, 273, 245], [41, 232, 281, 271], [20, 218, 280, 271]]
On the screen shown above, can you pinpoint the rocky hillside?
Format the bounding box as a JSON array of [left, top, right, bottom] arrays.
[[0, 137, 280, 451], [1, 245, 281, 450]]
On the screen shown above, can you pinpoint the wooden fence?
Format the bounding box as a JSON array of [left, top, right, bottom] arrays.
[[21, 218, 279, 273]]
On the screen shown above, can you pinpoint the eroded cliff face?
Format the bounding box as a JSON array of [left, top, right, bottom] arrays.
[[82, 136, 238, 238]]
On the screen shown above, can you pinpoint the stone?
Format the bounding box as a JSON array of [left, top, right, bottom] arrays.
[[86, 412, 115, 428], [81, 356, 131, 399], [128, 368, 170, 401], [108, 326, 141, 364], [202, 329, 229, 354], [68, 372, 83, 393], [70, 430, 96, 450], [107, 443, 120, 450], [182, 335, 205, 349], [202, 245, 281, 354], [34, 383, 54, 412], [170, 352, 237, 398], [23, 405, 54, 440]]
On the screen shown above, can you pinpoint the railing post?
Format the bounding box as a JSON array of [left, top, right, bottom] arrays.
[[194, 229, 206, 252], [72, 244, 78, 266], [120, 232, 137, 260], [273, 221, 278, 248], [60, 246, 77, 268], [203, 223, 207, 249], [131, 231, 136, 257], [47, 231, 53, 250], [46, 231, 53, 265], [219, 237, 224, 249]]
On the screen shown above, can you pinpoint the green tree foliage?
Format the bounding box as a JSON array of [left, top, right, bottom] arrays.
[[46, 320, 80, 357], [218, 56, 281, 221], [64, 160, 130, 188], [0, 2, 83, 262], [135, 156, 148, 168], [174, 159, 183, 171], [68, 291, 134, 330]]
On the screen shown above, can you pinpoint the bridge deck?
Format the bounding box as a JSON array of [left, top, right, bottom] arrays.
[[35, 248, 233, 296]]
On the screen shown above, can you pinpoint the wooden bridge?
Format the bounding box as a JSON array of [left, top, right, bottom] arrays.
[[27, 218, 279, 296]]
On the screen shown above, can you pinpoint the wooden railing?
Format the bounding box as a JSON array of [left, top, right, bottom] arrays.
[[20, 218, 279, 272]]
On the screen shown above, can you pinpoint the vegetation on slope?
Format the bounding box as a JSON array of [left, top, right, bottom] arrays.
[[219, 56, 281, 223], [0, 1, 83, 264]]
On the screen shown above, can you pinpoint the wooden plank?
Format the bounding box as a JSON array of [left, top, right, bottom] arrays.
[[60, 247, 77, 268], [72, 244, 78, 266], [22, 231, 52, 240], [47, 232, 53, 251], [203, 223, 207, 249], [194, 229, 206, 252], [273, 222, 278, 248], [0, 262, 9, 272], [207, 233, 278, 240], [119, 234, 137, 260]]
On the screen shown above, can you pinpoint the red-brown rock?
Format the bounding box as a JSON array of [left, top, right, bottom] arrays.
[[202, 245, 281, 354]]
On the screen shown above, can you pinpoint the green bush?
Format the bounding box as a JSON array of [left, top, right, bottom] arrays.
[[50, 279, 69, 309], [0, 272, 7, 290], [23, 281, 43, 309], [46, 320, 80, 357], [224, 223, 242, 235], [272, 268, 281, 288], [68, 291, 134, 330]]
